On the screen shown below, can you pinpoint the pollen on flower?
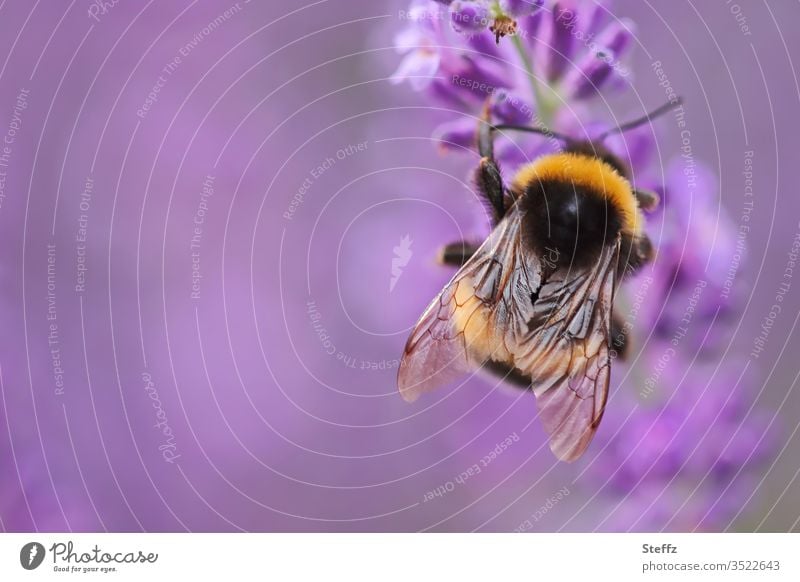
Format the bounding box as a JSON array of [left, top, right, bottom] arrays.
[[489, 15, 517, 44]]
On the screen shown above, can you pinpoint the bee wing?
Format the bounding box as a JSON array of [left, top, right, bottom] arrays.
[[399, 203, 620, 463], [516, 237, 621, 462], [398, 206, 542, 402]]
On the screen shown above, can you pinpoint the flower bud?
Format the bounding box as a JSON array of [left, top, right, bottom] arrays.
[[449, 1, 490, 34]]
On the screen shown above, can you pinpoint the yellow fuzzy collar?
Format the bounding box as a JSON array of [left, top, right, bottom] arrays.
[[511, 153, 640, 235]]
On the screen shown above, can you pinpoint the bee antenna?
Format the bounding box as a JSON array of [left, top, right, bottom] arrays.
[[597, 97, 683, 141], [490, 124, 572, 144]]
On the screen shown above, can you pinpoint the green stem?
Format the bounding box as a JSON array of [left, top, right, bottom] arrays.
[[491, 1, 556, 126], [511, 34, 555, 128]]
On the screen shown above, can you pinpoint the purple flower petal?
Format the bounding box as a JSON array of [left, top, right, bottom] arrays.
[[518, 8, 545, 48], [571, 47, 616, 99], [391, 48, 442, 90], [491, 90, 535, 124], [466, 27, 504, 58], [428, 78, 473, 107], [601, 18, 636, 56], [664, 157, 738, 288], [433, 117, 478, 151], [449, 1, 491, 34], [547, 3, 579, 82], [605, 126, 656, 178], [500, 0, 544, 18], [448, 55, 513, 101]]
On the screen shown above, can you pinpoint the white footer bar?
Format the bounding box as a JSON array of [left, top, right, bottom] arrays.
[[0, 533, 796, 581]]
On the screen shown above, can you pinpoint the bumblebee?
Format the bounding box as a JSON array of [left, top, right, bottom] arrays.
[[397, 101, 677, 461]]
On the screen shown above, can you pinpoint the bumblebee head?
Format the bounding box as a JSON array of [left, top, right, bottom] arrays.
[[513, 151, 634, 268], [490, 100, 679, 266]]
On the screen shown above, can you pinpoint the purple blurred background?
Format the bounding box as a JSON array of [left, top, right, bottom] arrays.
[[0, 0, 798, 532]]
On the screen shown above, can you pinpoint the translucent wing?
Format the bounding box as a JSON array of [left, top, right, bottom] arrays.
[[398, 203, 620, 463], [515, 238, 621, 461], [398, 206, 542, 402]]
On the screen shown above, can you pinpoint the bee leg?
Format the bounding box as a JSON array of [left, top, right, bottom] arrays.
[[610, 313, 630, 360], [438, 240, 480, 267], [634, 188, 660, 212], [482, 360, 532, 390], [621, 232, 655, 277], [476, 103, 507, 223], [475, 158, 506, 224], [632, 233, 655, 271]]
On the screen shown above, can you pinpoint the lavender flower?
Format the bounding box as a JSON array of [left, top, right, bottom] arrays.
[[591, 360, 776, 531], [392, 0, 775, 531], [392, 0, 639, 165]]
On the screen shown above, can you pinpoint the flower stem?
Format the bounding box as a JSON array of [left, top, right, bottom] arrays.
[[492, 0, 556, 126], [511, 34, 556, 127]]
